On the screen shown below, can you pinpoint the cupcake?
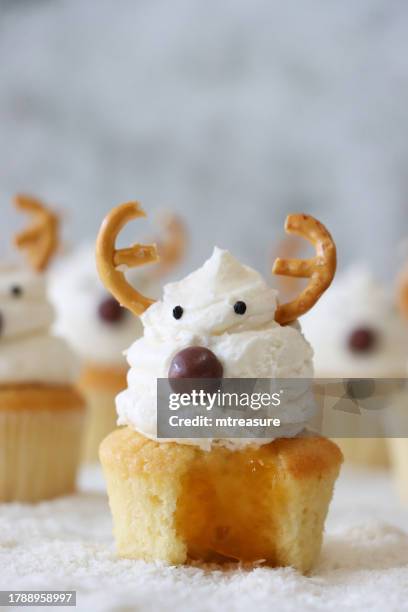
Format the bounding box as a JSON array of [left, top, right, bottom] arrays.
[[97, 203, 342, 572], [0, 195, 84, 502], [50, 211, 186, 462], [387, 264, 408, 500], [388, 431, 408, 502], [301, 266, 407, 467]]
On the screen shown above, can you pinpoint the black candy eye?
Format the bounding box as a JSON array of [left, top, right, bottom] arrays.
[[10, 285, 23, 298], [173, 305, 183, 320], [234, 301, 247, 315]]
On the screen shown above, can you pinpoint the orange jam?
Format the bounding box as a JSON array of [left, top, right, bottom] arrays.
[[175, 442, 287, 563]]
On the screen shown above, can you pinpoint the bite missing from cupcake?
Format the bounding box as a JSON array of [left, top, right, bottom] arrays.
[[96, 202, 342, 571]]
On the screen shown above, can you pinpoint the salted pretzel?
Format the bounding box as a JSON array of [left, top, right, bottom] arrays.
[[153, 213, 187, 278], [271, 233, 304, 302], [13, 194, 59, 272], [273, 214, 336, 325], [396, 264, 408, 320], [96, 202, 159, 316]]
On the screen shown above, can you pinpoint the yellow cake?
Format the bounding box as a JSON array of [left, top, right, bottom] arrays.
[[388, 438, 408, 503], [79, 363, 127, 462], [333, 437, 389, 468], [386, 390, 408, 503], [0, 384, 85, 502], [101, 428, 342, 571]]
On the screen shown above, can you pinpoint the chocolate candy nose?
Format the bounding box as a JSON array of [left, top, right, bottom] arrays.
[[348, 326, 377, 353], [168, 346, 223, 380], [98, 296, 125, 324]]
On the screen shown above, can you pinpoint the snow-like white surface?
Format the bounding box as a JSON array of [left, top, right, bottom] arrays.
[[0, 465, 407, 612]]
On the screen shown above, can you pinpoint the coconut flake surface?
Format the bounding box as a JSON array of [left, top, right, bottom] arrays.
[[0, 466, 407, 612]]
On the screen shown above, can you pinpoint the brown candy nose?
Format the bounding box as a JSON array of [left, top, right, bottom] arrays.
[[348, 326, 377, 353], [168, 346, 223, 381], [98, 296, 125, 324]]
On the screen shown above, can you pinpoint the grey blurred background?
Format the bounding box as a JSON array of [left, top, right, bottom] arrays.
[[1, 0, 408, 280]]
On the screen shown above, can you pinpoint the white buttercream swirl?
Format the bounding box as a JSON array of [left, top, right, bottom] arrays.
[[0, 266, 79, 385], [117, 248, 315, 450], [50, 245, 160, 367], [301, 265, 408, 377]]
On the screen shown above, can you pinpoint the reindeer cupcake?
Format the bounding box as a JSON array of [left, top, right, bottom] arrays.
[[386, 266, 408, 502], [95, 202, 342, 573], [301, 266, 407, 467], [0, 196, 84, 502], [50, 213, 187, 462]]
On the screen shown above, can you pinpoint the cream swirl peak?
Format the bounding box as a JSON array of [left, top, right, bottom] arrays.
[[117, 248, 315, 450], [143, 247, 279, 339], [0, 266, 79, 385]]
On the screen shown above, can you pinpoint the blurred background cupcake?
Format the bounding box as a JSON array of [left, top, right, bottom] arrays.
[[50, 212, 187, 462], [301, 265, 408, 468], [0, 196, 85, 502], [386, 262, 408, 500]]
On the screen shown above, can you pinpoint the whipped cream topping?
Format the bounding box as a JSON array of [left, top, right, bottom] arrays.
[[0, 266, 79, 385], [117, 248, 315, 450], [50, 245, 160, 367], [301, 266, 408, 377]]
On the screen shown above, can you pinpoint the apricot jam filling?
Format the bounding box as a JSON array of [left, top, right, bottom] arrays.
[[175, 442, 287, 563]]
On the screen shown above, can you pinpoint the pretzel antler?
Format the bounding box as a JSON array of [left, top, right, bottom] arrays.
[[397, 264, 408, 320], [13, 194, 59, 272], [96, 202, 159, 316], [272, 214, 336, 325], [154, 213, 187, 277], [271, 233, 304, 302]]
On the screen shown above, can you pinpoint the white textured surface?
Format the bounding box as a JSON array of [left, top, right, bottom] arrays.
[[0, 466, 407, 611]]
